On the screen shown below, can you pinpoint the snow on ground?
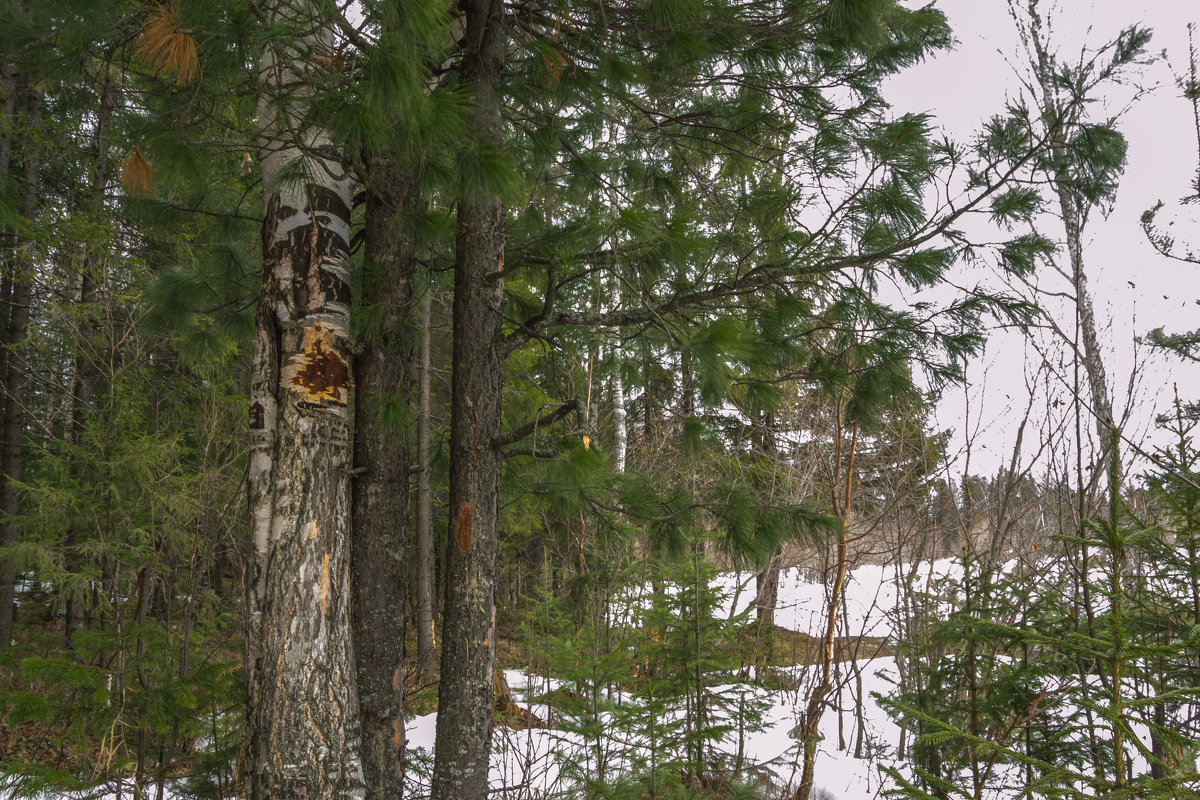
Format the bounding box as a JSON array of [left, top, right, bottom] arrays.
[[404, 557, 980, 799], [713, 557, 972, 641], [408, 552, 1151, 799], [406, 659, 910, 799]]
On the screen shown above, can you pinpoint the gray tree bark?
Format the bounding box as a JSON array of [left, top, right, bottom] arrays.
[[609, 280, 626, 474], [352, 155, 417, 800], [430, 2, 507, 798], [1020, 0, 1114, 462]]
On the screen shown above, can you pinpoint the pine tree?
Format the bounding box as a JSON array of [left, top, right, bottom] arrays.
[[430, 0, 511, 796], [430, 0, 1060, 790], [0, 65, 41, 652]]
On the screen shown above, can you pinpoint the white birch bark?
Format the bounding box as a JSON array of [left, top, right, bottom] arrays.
[[610, 278, 627, 473], [246, 4, 364, 797]]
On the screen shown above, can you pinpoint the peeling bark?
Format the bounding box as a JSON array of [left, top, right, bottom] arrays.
[[246, 4, 364, 798], [1060, 193, 1113, 455], [1023, 2, 1114, 465]]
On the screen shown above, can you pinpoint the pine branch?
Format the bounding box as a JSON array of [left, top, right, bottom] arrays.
[[492, 397, 578, 449]]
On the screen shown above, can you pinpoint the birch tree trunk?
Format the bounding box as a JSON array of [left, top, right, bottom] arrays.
[[246, 4, 364, 797], [609, 280, 626, 474], [431, 2, 507, 798]]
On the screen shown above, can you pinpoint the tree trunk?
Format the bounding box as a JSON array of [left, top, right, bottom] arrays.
[[66, 79, 114, 646], [794, 518, 850, 800], [0, 84, 40, 650], [431, 3, 507, 798], [754, 413, 781, 632], [0, 57, 16, 385], [609, 280, 626, 473], [351, 156, 417, 800], [415, 287, 437, 684], [1060, 194, 1113, 457], [754, 555, 781, 629], [795, 415, 857, 800], [1024, 6, 1114, 467], [245, 5, 364, 797]]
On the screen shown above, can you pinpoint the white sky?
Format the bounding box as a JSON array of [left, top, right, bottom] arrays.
[[884, 0, 1200, 477]]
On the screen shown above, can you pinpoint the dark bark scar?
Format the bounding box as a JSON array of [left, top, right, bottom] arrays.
[[250, 401, 265, 430], [290, 323, 350, 403]]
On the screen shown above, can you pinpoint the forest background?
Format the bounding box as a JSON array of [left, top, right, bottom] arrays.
[[0, 0, 1197, 799]]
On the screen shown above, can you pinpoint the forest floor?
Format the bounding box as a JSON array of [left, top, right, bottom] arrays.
[[401, 557, 970, 800]]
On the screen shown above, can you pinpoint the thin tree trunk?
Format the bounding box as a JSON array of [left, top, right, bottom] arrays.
[[754, 555, 781, 629], [66, 79, 114, 646], [795, 414, 858, 800], [431, 3, 507, 798], [754, 411, 781, 681], [642, 337, 654, 446], [609, 280, 626, 473], [0, 84, 40, 650], [1060, 195, 1113, 453], [245, 4, 364, 797], [795, 517, 850, 800], [351, 156, 417, 800], [0, 55, 16, 385], [415, 287, 437, 684], [1024, 1, 1114, 462]]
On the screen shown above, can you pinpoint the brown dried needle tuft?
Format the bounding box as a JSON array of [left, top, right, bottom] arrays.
[[136, 3, 200, 85], [121, 147, 154, 195]]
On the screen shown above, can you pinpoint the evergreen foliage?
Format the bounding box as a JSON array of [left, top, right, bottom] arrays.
[[882, 432, 1200, 798], [0, 0, 1191, 798]]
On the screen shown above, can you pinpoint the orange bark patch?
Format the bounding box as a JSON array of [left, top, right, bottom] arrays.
[[455, 501, 474, 554], [392, 719, 403, 749], [289, 323, 350, 404], [319, 553, 331, 615]]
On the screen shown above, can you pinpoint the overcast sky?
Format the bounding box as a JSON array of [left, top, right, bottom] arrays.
[[881, 0, 1200, 477]]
